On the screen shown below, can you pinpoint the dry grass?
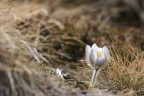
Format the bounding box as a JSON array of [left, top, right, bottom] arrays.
[[97, 42, 144, 95], [0, 0, 144, 96]]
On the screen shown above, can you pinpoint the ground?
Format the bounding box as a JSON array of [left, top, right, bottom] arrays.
[[0, 0, 144, 96]]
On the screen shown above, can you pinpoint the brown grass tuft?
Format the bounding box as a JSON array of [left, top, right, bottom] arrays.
[[98, 42, 144, 95]]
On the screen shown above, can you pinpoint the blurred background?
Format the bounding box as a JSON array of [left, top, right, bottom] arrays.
[[0, 0, 144, 96]]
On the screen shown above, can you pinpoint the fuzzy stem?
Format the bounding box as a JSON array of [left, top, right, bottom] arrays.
[[90, 68, 100, 87], [90, 68, 97, 87]]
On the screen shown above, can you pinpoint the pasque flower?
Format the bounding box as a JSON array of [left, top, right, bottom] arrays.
[[86, 43, 110, 68], [85, 43, 110, 87]]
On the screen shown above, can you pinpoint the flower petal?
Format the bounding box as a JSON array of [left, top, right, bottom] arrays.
[[85, 45, 91, 63], [92, 43, 99, 52], [91, 43, 98, 64], [95, 55, 106, 66], [103, 46, 110, 61], [89, 49, 97, 66]]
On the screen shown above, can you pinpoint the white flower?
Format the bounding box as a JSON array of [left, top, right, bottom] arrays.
[[85, 43, 110, 68], [56, 68, 64, 79]]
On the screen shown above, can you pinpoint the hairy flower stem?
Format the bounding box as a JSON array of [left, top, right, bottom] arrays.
[[90, 68, 100, 87]]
